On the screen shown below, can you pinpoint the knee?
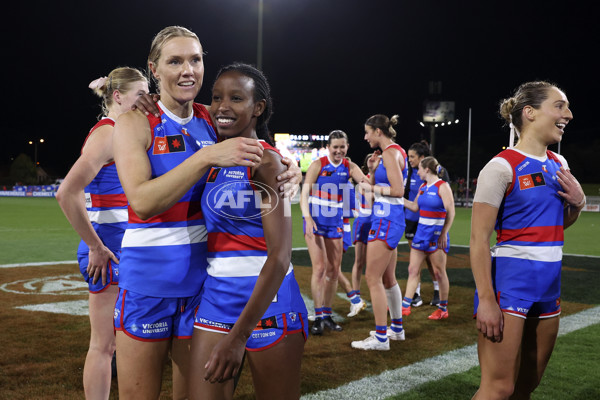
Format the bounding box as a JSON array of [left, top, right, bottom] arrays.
[[480, 380, 515, 400], [364, 271, 379, 287], [513, 378, 541, 399], [312, 264, 326, 278], [326, 268, 340, 281], [407, 263, 420, 278]]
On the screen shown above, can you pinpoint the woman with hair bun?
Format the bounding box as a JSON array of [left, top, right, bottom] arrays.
[[351, 114, 407, 351], [402, 156, 455, 320], [56, 67, 149, 399], [470, 81, 584, 399], [404, 140, 449, 308]]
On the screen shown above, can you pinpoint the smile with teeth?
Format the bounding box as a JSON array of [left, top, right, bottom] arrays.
[[179, 81, 194, 87], [556, 123, 566, 131], [216, 116, 235, 126]]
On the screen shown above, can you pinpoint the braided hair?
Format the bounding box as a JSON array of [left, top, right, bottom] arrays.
[[213, 62, 274, 146]]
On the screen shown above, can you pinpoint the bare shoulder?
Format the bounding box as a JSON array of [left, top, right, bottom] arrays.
[[256, 149, 286, 177]]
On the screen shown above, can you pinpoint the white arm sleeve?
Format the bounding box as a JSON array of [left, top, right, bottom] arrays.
[[472, 158, 512, 208], [554, 152, 569, 169]]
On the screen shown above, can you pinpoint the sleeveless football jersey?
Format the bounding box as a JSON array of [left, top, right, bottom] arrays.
[[199, 142, 307, 322], [119, 102, 217, 297], [413, 180, 449, 248], [77, 118, 127, 257], [492, 149, 565, 301], [308, 156, 350, 227], [372, 143, 408, 222]]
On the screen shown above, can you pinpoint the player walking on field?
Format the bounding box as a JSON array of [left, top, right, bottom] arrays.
[[351, 114, 407, 351]]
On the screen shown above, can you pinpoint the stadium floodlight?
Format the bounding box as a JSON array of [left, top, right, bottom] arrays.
[[28, 138, 45, 166], [257, 0, 263, 69]]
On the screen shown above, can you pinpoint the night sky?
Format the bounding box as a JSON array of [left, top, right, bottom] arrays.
[[4, 0, 599, 182]]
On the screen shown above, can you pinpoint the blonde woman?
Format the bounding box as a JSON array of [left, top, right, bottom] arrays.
[[56, 67, 148, 399]]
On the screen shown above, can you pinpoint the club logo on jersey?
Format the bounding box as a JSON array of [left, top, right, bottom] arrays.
[[153, 134, 186, 154], [518, 172, 545, 190], [207, 168, 222, 183], [181, 127, 190, 136], [337, 227, 343, 233], [542, 165, 548, 173], [321, 170, 333, 177]]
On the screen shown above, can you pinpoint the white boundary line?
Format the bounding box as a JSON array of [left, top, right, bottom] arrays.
[[300, 306, 600, 400], [3, 244, 598, 268], [0, 260, 77, 268]]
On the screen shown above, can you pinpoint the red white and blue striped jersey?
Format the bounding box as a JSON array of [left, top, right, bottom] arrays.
[[308, 156, 350, 227], [413, 180, 448, 245], [78, 118, 127, 257], [372, 144, 408, 222], [492, 149, 565, 301], [198, 143, 307, 323], [118, 102, 217, 297]]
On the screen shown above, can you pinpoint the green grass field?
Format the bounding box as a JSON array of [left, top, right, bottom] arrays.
[[1, 197, 599, 264], [1, 196, 599, 399]]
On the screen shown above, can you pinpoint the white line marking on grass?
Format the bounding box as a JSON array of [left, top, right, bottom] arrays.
[[16, 300, 89, 316], [0, 261, 76, 268], [301, 306, 600, 400]]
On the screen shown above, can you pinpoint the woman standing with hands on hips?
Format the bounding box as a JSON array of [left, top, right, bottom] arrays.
[[57, 67, 148, 400], [402, 156, 455, 320], [470, 81, 584, 399], [112, 26, 299, 399], [351, 114, 407, 351]]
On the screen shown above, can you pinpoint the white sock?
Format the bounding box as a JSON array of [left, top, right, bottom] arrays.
[[415, 282, 421, 296], [433, 281, 440, 291], [385, 284, 403, 320]]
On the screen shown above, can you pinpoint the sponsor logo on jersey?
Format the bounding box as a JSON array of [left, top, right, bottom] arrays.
[[152, 134, 186, 154], [255, 316, 278, 330], [518, 172, 545, 190]]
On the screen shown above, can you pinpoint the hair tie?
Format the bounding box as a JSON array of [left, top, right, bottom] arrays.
[[436, 165, 442, 174], [89, 76, 108, 90], [508, 120, 520, 148]]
